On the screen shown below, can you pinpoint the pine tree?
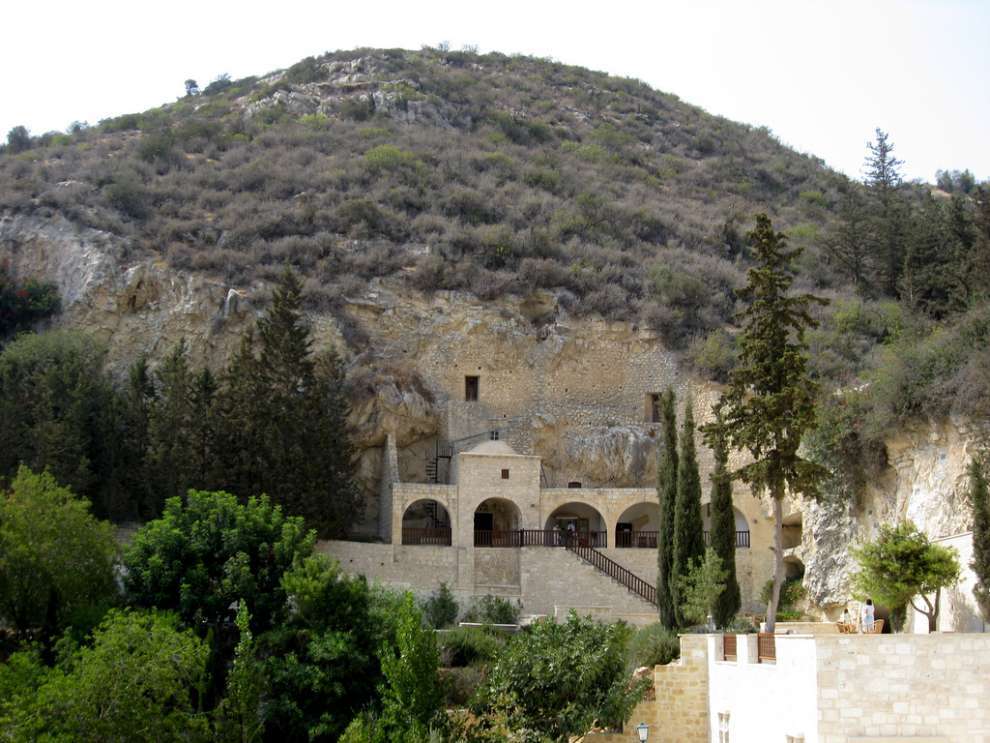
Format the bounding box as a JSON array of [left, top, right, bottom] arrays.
[[825, 188, 875, 296], [863, 128, 907, 297], [120, 356, 156, 518], [713, 214, 827, 632], [705, 405, 741, 628], [672, 396, 705, 625], [970, 458, 990, 622], [147, 340, 195, 511], [214, 330, 265, 499], [656, 388, 678, 629], [189, 367, 218, 490]]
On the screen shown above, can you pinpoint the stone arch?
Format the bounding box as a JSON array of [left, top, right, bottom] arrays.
[[614, 501, 660, 548], [473, 497, 522, 546], [703, 505, 752, 548], [784, 555, 805, 581], [401, 499, 452, 545], [545, 501, 607, 547]]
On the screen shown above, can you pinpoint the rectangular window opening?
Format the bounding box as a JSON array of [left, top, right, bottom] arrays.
[[649, 393, 661, 423], [501, 469, 510, 480], [465, 376, 479, 402]]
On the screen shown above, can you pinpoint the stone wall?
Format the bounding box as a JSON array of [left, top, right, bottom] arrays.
[[652, 634, 710, 743]]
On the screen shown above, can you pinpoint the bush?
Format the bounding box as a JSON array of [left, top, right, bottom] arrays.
[[462, 595, 520, 625], [438, 627, 503, 667], [626, 623, 680, 669], [760, 577, 806, 613], [0, 264, 60, 339], [686, 328, 736, 382], [422, 583, 458, 628]]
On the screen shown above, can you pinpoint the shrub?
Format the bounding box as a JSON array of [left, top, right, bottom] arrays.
[[686, 328, 736, 382], [103, 171, 148, 219], [422, 582, 458, 628], [438, 627, 503, 667], [0, 265, 60, 339], [760, 576, 806, 613], [626, 623, 680, 669], [462, 595, 520, 625]]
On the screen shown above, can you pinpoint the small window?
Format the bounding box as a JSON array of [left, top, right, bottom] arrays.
[[648, 393, 661, 423], [501, 469, 510, 480], [465, 376, 479, 401], [567, 481, 582, 489]]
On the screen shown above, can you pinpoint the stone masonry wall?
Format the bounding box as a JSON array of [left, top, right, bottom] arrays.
[[816, 633, 990, 742], [652, 634, 710, 743]]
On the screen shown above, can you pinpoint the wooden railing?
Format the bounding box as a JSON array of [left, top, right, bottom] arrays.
[[723, 633, 737, 661], [703, 530, 751, 549], [402, 527, 452, 546], [474, 529, 607, 548], [757, 632, 776, 663], [564, 541, 657, 606], [615, 530, 659, 548]]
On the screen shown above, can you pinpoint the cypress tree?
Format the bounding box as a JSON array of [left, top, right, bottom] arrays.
[[656, 388, 678, 629], [970, 458, 990, 622], [214, 329, 265, 499], [705, 405, 741, 628], [189, 367, 218, 490], [147, 340, 195, 511], [120, 356, 155, 518], [672, 396, 705, 625]]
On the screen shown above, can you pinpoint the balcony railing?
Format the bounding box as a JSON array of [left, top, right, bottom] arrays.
[[473, 529, 608, 548], [703, 530, 751, 549], [615, 530, 659, 548], [722, 633, 737, 661], [401, 527, 452, 546], [758, 632, 776, 663]]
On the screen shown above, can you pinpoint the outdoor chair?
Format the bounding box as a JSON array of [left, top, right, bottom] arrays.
[[864, 619, 884, 634]]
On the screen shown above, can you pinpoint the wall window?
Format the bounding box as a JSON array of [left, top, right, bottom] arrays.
[[567, 481, 582, 488], [465, 376, 479, 401], [501, 469, 510, 480], [648, 393, 661, 422]]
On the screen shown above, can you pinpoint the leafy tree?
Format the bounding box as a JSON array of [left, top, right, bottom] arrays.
[[0, 467, 117, 640], [709, 214, 826, 631], [671, 396, 705, 626], [968, 458, 990, 622], [123, 490, 315, 637], [678, 547, 728, 626], [851, 521, 961, 633], [341, 593, 443, 743], [259, 555, 382, 741], [0, 609, 210, 741], [656, 387, 678, 629], [5, 125, 31, 154], [704, 406, 741, 628], [481, 612, 647, 741], [213, 603, 265, 743], [0, 264, 61, 340], [185, 78, 200, 96]]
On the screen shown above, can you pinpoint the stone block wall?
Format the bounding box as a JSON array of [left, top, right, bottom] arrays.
[[816, 634, 990, 742], [652, 634, 710, 743]]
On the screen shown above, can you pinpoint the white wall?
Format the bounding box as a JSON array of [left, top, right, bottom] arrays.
[[707, 634, 820, 743], [911, 531, 988, 633]]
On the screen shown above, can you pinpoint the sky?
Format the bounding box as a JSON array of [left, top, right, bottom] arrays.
[[3, 0, 988, 183]]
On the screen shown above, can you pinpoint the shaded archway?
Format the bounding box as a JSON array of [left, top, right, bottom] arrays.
[[545, 502, 607, 547], [401, 499, 452, 545], [474, 497, 522, 547], [703, 506, 751, 548], [615, 502, 660, 548]]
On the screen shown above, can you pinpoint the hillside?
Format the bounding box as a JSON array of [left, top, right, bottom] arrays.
[[0, 47, 851, 348]]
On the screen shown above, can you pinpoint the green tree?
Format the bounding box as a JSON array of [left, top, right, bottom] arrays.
[[214, 603, 265, 743], [0, 330, 124, 518], [5, 125, 31, 154], [704, 406, 741, 628], [863, 128, 908, 297], [968, 458, 990, 622], [825, 188, 875, 296], [710, 214, 827, 631], [341, 593, 443, 743], [123, 490, 315, 637], [184, 78, 200, 96], [851, 521, 961, 633], [422, 582, 459, 628], [671, 396, 705, 626], [189, 366, 219, 488], [120, 355, 156, 518], [0, 609, 210, 741], [678, 547, 728, 626], [656, 388, 678, 629], [0, 467, 117, 640], [259, 555, 383, 741], [213, 330, 265, 498], [481, 612, 647, 741], [147, 340, 196, 509]]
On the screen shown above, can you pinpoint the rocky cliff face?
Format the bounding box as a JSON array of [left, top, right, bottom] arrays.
[[2, 210, 982, 607], [801, 418, 988, 612]]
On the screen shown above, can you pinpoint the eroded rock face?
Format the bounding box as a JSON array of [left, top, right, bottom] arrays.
[[538, 425, 658, 487], [801, 418, 989, 611]]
